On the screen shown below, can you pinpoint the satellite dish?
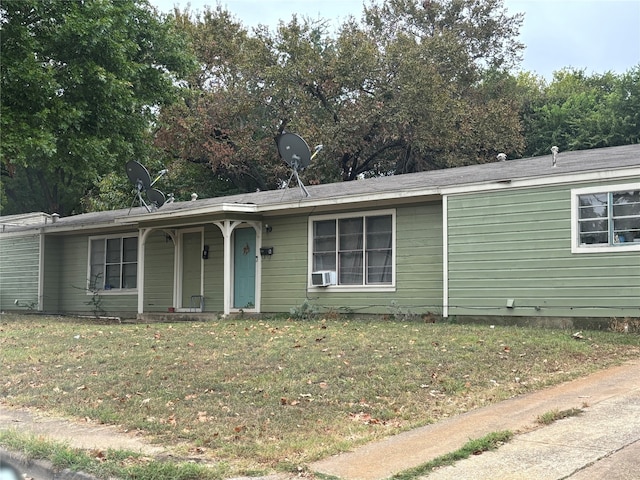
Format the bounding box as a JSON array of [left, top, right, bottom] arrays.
[[126, 161, 167, 213], [276, 133, 321, 197], [126, 161, 152, 191], [277, 133, 312, 169], [147, 188, 166, 208]]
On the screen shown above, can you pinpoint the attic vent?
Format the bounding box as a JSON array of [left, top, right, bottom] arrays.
[[496, 153, 507, 161], [191, 193, 198, 201], [551, 146, 559, 167]]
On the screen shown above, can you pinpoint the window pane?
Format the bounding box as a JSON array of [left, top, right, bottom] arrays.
[[313, 220, 336, 272], [366, 215, 392, 249], [314, 220, 336, 252], [122, 264, 137, 289], [90, 239, 105, 289], [367, 250, 392, 283], [366, 215, 392, 284], [106, 238, 122, 263], [122, 237, 138, 263], [339, 218, 363, 250], [339, 252, 363, 284], [314, 253, 336, 271], [613, 191, 640, 243], [105, 264, 121, 289]]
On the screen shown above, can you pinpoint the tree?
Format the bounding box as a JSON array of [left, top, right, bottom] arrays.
[[0, 0, 194, 215], [156, 0, 526, 194], [519, 66, 640, 157]]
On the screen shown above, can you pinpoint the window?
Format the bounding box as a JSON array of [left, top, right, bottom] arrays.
[[310, 211, 395, 288], [89, 235, 138, 290], [572, 184, 640, 252]]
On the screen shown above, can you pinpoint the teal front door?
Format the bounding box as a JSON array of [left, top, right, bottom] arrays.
[[233, 228, 256, 308]]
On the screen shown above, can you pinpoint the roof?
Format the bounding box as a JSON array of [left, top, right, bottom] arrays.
[[2, 144, 639, 234]]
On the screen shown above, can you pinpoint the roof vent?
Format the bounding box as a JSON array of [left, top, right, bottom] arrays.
[[496, 153, 507, 162], [191, 193, 198, 201], [551, 146, 559, 167], [51, 213, 60, 223]]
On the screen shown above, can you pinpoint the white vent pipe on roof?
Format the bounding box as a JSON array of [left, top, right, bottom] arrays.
[[551, 146, 559, 167]]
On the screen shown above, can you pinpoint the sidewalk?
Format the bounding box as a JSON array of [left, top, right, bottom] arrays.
[[311, 360, 640, 480]]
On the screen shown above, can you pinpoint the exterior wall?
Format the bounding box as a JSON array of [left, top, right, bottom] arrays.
[[203, 224, 224, 311], [0, 234, 41, 310], [42, 236, 63, 312], [143, 230, 175, 312], [56, 233, 138, 316], [260, 202, 443, 316], [446, 180, 640, 319]]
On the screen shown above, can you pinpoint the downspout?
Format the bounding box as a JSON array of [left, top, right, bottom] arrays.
[[442, 195, 449, 318]]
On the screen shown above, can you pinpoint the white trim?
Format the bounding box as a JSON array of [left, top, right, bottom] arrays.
[[176, 227, 204, 311], [229, 223, 260, 312], [442, 195, 449, 318], [570, 182, 640, 254], [86, 232, 139, 294], [307, 209, 396, 291], [38, 233, 44, 311]]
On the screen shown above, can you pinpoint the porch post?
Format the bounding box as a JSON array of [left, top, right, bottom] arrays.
[[137, 228, 153, 315], [213, 220, 243, 316]]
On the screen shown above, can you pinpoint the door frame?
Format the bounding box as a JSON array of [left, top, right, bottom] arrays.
[[174, 227, 204, 312], [231, 226, 257, 310]]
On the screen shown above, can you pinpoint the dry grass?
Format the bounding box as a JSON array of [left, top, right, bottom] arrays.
[[1, 314, 639, 476]]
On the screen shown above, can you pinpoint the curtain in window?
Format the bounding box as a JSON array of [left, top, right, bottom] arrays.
[[90, 239, 105, 289], [579, 191, 640, 245], [613, 191, 640, 243], [578, 193, 608, 244], [313, 220, 336, 271], [366, 215, 392, 283], [339, 218, 363, 284]]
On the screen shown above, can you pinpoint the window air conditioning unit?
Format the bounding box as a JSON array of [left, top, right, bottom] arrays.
[[311, 270, 336, 287]]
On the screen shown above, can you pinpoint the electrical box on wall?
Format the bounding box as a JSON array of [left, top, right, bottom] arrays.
[[260, 247, 274, 256]]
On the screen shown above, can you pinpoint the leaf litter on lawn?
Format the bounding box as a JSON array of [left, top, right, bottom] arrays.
[[1, 314, 639, 476]]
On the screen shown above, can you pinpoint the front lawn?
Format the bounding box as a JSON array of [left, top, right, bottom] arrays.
[[1, 314, 639, 476]]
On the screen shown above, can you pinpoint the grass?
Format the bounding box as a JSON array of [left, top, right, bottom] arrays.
[[1, 314, 639, 477], [390, 430, 514, 479], [0, 429, 227, 480], [536, 407, 584, 426]]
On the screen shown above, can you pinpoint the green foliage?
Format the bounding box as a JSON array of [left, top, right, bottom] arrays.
[[156, 0, 526, 194], [289, 299, 318, 320], [0, 0, 195, 215], [519, 66, 640, 157], [536, 408, 583, 426]]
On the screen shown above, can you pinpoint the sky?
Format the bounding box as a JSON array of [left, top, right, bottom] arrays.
[[148, 0, 640, 80]]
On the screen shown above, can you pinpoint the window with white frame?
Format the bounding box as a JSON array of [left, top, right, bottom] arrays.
[[311, 211, 394, 286], [573, 185, 640, 250], [89, 236, 138, 290]]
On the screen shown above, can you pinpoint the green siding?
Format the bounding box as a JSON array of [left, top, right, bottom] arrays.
[[56, 233, 137, 316], [260, 203, 443, 316], [203, 224, 224, 311], [0, 234, 40, 310], [42, 236, 63, 312], [144, 231, 175, 312], [447, 181, 640, 318]]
